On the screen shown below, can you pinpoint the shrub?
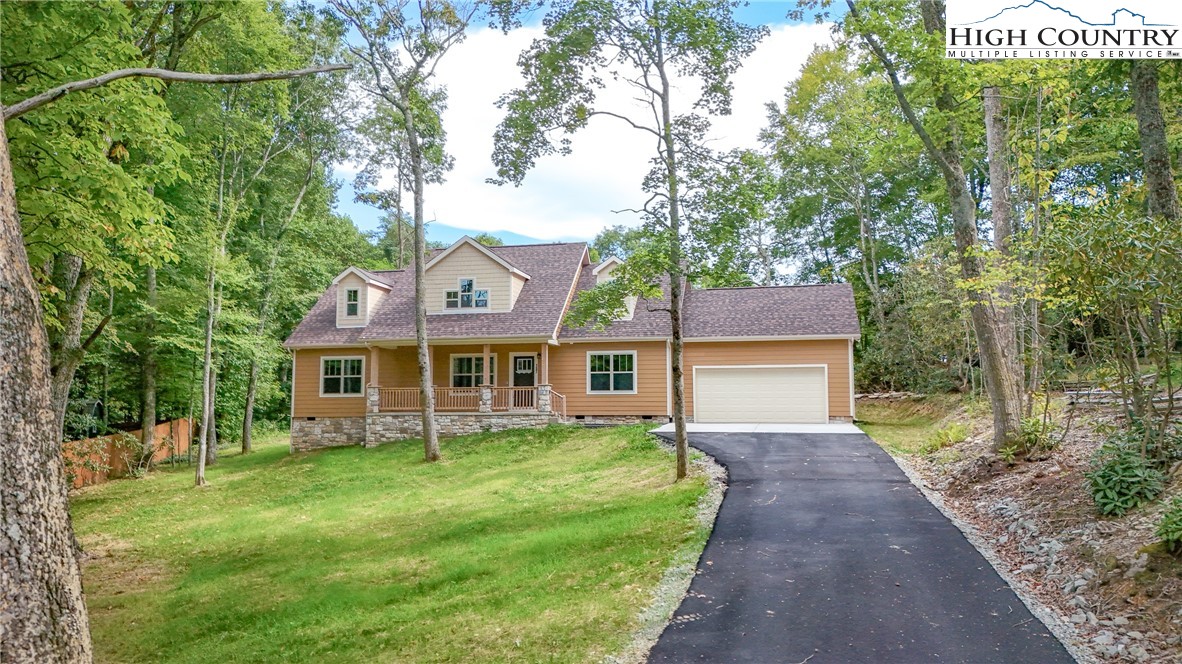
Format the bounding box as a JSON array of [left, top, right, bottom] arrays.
[[1158, 497, 1182, 555], [1016, 416, 1060, 456], [1086, 439, 1166, 517], [922, 422, 968, 454]]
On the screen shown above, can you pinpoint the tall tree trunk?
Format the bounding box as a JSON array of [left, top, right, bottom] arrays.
[[655, 38, 689, 481], [982, 85, 1025, 435], [0, 117, 95, 664], [140, 265, 158, 458], [401, 94, 440, 461], [1130, 60, 1181, 222], [47, 255, 100, 441], [206, 362, 218, 465], [852, 0, 1023, 449], [242, 156, 314, 453], [195, 264, 216, 486]]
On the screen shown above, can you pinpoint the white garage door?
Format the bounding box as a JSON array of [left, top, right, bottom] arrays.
[[694, 366, 828, 424]]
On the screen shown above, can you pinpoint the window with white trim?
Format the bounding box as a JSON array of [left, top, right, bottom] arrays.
[[445, 278, 489, 310], [345, 288, 359, 316], [451, 355, 496, 387], [322, 357, 364, 395], [588, 352, 636, 393]]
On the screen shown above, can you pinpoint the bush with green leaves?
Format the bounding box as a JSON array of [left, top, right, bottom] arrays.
[[1086, 438, 1166, 516], [1158, 497, 1182, 555], [1016, 417, 1059, 455], [922, 422, 968, 454]]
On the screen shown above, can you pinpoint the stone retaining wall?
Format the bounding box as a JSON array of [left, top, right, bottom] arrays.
[[291, 417, 366, 452]]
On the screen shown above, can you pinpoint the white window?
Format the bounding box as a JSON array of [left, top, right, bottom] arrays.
[[321, 356, 364, 396], [345, 288, 359, 317], [451, 355, 497, 387], [588, 351, 636, 393], [445, 278, 489, 310]]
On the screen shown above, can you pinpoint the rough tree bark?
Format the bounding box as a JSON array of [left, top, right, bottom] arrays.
[[850, 0, 1024, 449], [0, 119, 94, 664], [1130, 60, 1181, 222], [982, 84, 1024, 433]]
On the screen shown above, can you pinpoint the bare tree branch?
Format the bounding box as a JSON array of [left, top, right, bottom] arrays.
[[3, 64, 350, 120]]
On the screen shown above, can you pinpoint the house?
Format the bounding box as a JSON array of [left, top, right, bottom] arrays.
[[283, 236, 860, 451]]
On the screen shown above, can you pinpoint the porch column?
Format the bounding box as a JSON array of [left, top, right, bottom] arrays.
[[367, 346, 380, 414], [482, 343, 491, 386], [539, 343, 549, 384], [369, 346, 380, 386]]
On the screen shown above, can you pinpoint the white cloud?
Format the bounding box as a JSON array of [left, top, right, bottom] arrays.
[[345, 21, 835, 242]]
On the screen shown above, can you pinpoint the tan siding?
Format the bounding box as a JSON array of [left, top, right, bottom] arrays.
[[509, 273, 527, 309], [425, 243, 511, 313], [335, 273, 369, 326], [550, 341, 667, 416], [366, 284, 385, 319], [293, 348, 369, 417], [683, 339, 851, 418]]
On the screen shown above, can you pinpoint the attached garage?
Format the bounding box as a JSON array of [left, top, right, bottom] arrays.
[[692, 365, 829, 424]]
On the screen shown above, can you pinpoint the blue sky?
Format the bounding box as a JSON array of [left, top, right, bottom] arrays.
[[331, 1, 839, 246]]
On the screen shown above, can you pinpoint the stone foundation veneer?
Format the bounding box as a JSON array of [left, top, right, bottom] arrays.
[[291, 416, 366, 452], [364, 412, 557, 447]]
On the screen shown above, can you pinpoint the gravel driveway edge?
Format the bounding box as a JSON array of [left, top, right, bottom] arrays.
[[885, 450, 1097, 664], [603, 439, 727, 664]]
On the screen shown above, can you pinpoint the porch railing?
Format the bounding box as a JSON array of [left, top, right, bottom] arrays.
[[378, 387, 419, 412], [490, 386, 536, 411], [434, 386, 481, 411], [376, 386, 564, 416]]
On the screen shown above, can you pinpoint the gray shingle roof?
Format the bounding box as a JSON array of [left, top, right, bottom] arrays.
[[284, 249, 860, 347], [283, 242, 588, 346], [683, 283, 860, 338], [558, 272, 673, 339]]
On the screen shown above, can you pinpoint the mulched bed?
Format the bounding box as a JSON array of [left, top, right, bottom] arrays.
[[892, 401, 1182, 663]]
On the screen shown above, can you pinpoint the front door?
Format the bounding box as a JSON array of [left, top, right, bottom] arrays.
[[513, 356, 536, 387], [512, 355, 537, 409]]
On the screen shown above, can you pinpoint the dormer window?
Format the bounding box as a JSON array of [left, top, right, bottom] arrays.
[[445, 278, 489, 310], [345, 288, 359, 317]]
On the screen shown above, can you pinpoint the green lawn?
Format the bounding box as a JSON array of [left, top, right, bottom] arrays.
[[72, 425, 708, 663], [857, 395, 964, 455]]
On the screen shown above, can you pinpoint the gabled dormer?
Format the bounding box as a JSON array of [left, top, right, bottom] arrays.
[[425, 236, 531, 314], [591, 256, 636, 320], [332, 267, 391, 328]]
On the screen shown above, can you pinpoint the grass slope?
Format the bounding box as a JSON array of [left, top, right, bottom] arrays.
[[857, 395, 966, 454], [72, 426, 707, 663]]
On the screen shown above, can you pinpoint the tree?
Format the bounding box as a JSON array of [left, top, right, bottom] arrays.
[[838, 0, 1025, 449], [1, 42, 345, 662], [589, 224, 648, 262], [471, 232, 504, 246], [331, 0, 526, 462], [493, 0, 764, 479]]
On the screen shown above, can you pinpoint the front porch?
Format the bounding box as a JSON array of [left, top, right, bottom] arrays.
[[367, 385, 567, 418], [362, 340, 566, 418]]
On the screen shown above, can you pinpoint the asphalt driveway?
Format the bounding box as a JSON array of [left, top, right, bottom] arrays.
[[648, 432, 1075, 664]]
